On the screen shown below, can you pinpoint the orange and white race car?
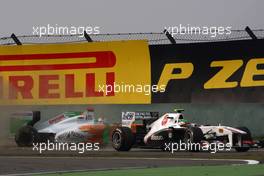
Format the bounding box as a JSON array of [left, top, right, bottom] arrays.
[[15, 108, 113, 146]]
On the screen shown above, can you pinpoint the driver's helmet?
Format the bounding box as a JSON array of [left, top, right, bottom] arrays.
[[178, 114, 188, 123], [97, 117, 104, 123]]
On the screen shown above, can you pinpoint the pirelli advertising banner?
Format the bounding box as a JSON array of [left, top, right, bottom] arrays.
[[0, 40, 151, 105], [1, 39, 264, 105], [150, 39, 264, 103]]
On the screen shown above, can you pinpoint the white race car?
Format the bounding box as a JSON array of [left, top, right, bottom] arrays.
[[111, 110, 253, 152], [15, 108, 108, 146]]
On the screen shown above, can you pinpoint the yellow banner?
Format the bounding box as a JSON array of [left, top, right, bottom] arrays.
[[0, 40, 151, 105]]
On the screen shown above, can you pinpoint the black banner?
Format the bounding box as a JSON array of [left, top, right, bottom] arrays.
[[150, 39, 264, 103]]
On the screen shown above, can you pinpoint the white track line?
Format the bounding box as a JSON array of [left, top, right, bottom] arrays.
[[244, 160, 260, 165], [0, 155, 260, 163]]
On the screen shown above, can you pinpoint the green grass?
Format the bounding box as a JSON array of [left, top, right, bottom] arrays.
[[42, 164, 264, 176]]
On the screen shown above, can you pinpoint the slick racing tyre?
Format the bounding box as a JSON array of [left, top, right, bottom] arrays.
[[112, 127, 134, 151], [15, 125, 39, 147], [183, 127, 204, 151], [234, 126, 252, 152]]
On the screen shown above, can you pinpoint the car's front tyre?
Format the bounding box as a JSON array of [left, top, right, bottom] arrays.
[[112, 127, 134, 151]]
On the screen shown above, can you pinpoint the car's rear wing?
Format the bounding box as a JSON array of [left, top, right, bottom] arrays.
[[27, 111, 41, 126], [121, 111, 159, 128], [10, 111, 40, 136]]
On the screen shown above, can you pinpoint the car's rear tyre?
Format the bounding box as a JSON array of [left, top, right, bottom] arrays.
[[183, 127, 204, 151], [112, 127, 134, 151], [234, 126, 252, 152], [15, 125, 39, 147]]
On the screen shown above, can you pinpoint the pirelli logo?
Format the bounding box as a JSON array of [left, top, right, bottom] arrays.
[[0, 51, 116, 71], [0, 51, 116, 99], [0, 40, 151, 105]]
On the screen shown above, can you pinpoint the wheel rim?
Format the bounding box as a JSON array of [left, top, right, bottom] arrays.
[[113, 132, 122, 148]]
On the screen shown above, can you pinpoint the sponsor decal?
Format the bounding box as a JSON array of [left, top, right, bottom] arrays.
[[151, 135, 163, 140], [48, 114, 65, 124]]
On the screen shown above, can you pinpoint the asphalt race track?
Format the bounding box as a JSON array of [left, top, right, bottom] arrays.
[[0, 156, 250, 175], [0, 147, 263, 175]]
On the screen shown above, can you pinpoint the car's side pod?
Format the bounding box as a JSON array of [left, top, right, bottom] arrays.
[[27, 111, 41, 126]]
